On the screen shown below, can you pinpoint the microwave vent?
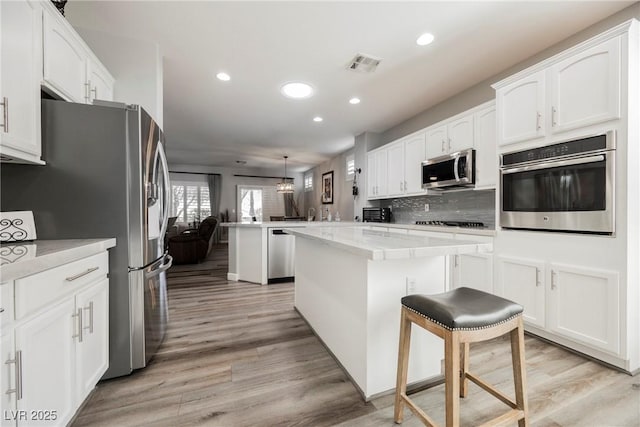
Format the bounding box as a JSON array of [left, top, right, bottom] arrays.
[[347, 53, 382, 73]]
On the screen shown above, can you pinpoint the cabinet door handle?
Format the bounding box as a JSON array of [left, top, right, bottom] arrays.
[[535, 268, 540, 286], [91, 86, 98, 101], [441, 139, 445, 152], [85, 82, 91, 102], [448, 138, 452, 152], [72, 308, 83, 342], [536, 111, 541, 131], [0, 308, 4, 313], [83, 301, 94, 334], [454, 255, 459, 267], [65, 266, 99, 282], [5, 350, 23, 400], [404, 181, 407, 191], [551, 270, 557, 290], [1, 97, 8, 133], [551, 107, 557, 127]]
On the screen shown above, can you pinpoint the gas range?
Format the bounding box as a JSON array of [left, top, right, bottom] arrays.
[[415, 220, 486, 228]]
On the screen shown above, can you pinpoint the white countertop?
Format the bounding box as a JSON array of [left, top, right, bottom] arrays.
[[0, 238, 116, 282], [222, 221, 496, 236], [284, 226, 492, 261]]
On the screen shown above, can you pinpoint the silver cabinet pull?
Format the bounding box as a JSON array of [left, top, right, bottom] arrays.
[[448, 138, 452, 152], [91, 86, 98, 101], [441, 139, 445, 152], [454, 255, 459, 267], [1, 97, 8, 133], [535, 268, 541, 286], [551, 270, 557, 290], [83, 301, 94, 334], [5, 350, 23, 400], [536, 111, 541, 131], [552, 107, 557, 127], [72, 308, 83, 342], [84, 82, 91, 102], [65, 266, 99, 282], [404, 181, 407, 191]]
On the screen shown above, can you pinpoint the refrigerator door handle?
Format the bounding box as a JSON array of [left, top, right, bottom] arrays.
[[145, 254, 173, 279], [156, 141, 171, 240]]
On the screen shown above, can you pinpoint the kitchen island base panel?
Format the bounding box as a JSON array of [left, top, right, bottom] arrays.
[[294, 236, 447, 399]]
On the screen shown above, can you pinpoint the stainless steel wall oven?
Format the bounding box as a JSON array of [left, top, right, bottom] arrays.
[[500, 131, 615, 234]]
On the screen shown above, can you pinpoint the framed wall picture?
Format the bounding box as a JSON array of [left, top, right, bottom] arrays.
[[321, 171, 334, 204]]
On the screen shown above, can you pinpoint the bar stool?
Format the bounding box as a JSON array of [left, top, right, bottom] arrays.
[[394, 287, 528, 427]]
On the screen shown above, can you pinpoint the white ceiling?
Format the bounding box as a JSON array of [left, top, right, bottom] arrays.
[[66, 1, 633, 173]]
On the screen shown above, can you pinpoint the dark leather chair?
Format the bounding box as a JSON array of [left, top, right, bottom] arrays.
[[168, 216, 218, 264]]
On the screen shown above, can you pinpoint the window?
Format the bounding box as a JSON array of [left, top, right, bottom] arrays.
[[346, 153, 355, 181], [237, 185, 285, 221], [304, 173, 313, 192], [171, 183, 211, 224]]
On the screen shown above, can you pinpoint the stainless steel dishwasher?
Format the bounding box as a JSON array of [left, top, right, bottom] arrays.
[[267, 228, 295, 283]]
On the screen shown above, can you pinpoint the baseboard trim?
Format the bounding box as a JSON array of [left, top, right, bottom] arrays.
[[227, 273, 239, 281]]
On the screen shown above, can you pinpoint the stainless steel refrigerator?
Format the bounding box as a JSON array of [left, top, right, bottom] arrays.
[[1, 99, 172, 379]]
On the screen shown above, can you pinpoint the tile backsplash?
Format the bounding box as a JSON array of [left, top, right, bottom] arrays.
[[381, 189, 496, 228]]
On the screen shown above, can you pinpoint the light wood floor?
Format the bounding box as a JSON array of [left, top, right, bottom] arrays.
[[73, 245, 640, 426]]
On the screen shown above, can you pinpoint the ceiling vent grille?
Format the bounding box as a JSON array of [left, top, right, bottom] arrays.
[[346, 53, 382, 73]]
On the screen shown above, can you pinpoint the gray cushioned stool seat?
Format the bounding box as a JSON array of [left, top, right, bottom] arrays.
[[401, 287, 523, 330]]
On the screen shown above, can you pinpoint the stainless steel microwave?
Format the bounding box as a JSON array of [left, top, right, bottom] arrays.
[[500, 131, 615, 234], [421, 148, 475, 189]]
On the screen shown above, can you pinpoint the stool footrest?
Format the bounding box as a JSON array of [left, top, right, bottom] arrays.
[[477, 409, 525, 427], [398, 394, 439, 427], [465, 372, 517, 409]]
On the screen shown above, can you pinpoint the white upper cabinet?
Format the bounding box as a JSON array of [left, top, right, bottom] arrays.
[[386, 141, 405, 197], [426, 113, 474, 159], [367, 149, 388, 199], [474, 105, 497, 189], [494, 26, 626, 148], [496, 71, 545, 146], [550, 37, 620, 134], [42, 2, 114, 104], [43, 9, 87, 103], [87, 57, 115, 103], [403, 132, 427, 195], [0, 0, 43, 165]]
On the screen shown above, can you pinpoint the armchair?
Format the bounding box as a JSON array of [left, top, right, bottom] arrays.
[[167, 216, 218, 264]]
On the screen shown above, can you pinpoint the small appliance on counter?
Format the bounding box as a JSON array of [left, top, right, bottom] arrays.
[[362, 207, 392, 223]]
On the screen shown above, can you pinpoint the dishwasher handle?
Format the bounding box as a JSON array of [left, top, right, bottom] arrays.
[[271, 229, 288, 235]]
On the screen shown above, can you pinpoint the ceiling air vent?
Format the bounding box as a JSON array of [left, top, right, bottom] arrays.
[[346, 53, 382, 73]]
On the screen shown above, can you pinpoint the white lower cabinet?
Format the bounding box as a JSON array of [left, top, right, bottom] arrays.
[[497, 256, 546, 328], [452, 253, 494, 294], [497, 256, 621, 356], [547, 263, 619, 354], [15, 298, 76, 426], [75, 279, 109, 403], [1, 253, 110, 427]]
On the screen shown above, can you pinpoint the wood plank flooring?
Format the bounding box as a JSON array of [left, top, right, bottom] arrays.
[[73, 245, 640, 426]]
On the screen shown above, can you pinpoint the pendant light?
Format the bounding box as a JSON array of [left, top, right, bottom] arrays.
[[276, 155, 294, 193]]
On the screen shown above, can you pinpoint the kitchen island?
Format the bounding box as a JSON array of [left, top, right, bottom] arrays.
[[284, 226, 492, 400]]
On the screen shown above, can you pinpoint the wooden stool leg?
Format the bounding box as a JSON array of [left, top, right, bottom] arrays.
[[394, 307, 412, 424], [460, 342, 469, 398], [510, 317, 529, 427], [445, 330, 461, 427]]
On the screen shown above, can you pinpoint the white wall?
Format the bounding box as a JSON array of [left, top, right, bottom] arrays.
[[169, 163, 304, 222], [71, 26, 164, 128]]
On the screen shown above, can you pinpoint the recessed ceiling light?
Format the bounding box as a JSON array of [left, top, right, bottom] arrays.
[[281, 82, 314, 99], [216, 72, 231, 81], [416, 33, 435, 46], [349, 97, 361, 105], [313, 116, 323, 122]]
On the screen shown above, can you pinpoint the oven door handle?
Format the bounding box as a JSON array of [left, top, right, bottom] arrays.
[[501, 154, 605, 175]]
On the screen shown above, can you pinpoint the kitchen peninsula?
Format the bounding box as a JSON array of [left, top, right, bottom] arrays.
[[284, 226, 492, 399]]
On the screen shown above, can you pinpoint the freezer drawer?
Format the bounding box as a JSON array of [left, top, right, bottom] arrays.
[[268, 229, 295, 282]]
